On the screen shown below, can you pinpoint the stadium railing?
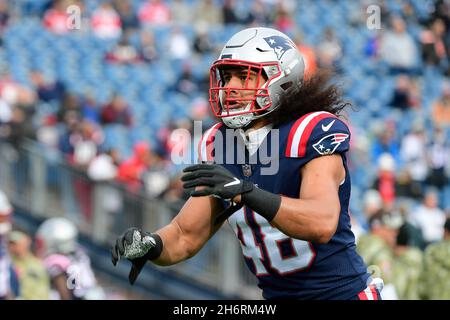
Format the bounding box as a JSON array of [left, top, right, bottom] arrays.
[[0, 140, 260, 299]]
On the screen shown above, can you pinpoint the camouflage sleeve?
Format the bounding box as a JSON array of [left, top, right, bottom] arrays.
[[419, 241, 450, 300]]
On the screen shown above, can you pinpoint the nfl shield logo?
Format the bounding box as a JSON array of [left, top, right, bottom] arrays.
[[242, 164, 252, 177]]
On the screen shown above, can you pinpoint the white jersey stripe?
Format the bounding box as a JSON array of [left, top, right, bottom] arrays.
[[289, 111, 330, 157], [200, 123, 222, 162]]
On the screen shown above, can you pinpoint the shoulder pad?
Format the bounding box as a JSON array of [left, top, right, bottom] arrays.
[[285, 111, 350, 158], [44, 254, 71, 277]]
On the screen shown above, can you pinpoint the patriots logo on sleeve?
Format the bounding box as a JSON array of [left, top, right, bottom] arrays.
[[312, 133, 349, 155], [263, 36, 293, 60]]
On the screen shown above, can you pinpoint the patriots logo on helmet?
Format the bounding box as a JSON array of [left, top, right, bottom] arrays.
[[263, 36, 293, 60], [313, 133, 349, 155]]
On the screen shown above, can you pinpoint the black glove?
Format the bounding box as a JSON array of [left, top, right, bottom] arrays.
[[111, 228, 161, 285], [182, 163, 282, 222], [181, 164, 254, 200]]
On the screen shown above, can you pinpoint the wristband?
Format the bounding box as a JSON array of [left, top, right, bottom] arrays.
[[241, 182, 282, 221], [146, 233, 163, 260]]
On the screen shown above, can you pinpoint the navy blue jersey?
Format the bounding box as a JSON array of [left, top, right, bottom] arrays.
[[198, 111, 370, 300]]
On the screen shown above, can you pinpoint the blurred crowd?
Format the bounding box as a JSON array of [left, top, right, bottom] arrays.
[[0, 0, 449, 299]]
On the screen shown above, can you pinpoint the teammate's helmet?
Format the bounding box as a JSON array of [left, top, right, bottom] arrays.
[[35, 217, 78, 257], [210, 27, 305, 128], [0, 190, 12, 235]]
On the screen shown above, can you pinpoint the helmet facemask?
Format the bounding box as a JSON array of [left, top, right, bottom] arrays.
[[209, 60, 281, 128]]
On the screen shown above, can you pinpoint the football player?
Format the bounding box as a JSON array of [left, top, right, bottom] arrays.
[[36, 217, 105, 300], [112, 27, 381, 300]]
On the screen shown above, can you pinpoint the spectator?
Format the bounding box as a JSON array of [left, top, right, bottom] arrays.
[[396, 168, 423, 200], [420, 217, 450, 299], [112, 0, 138, 32], [71, 119, 104, 168], [372, 153, 397, 209], [0, 71, 36, 108], [167, 27, 191, 61], [357, 212, 403, 300], [408, 188, 446, 246], [0, 0, 10, 46], [426, 126, 449, 192], [317, 28, 343, 70], [170, 0, 193, 26], [87, 149, 122, 241], [193, 23, 214, 56], [172, 63, 199, 96], [430, 0, 450, 29], [142, 150, 171, 199], [0, 97, 11, 125], [60, 120, 100, 222], [380, 16, 418, 75], [362, 189, 384, 224], [432, 81, 450, 128], [401, 2, 419, 26], [0, 0, 9, 29], [389, 75, 421, 110], [273, 2, 296, 34], [57, 93, 82, 126], [139, 29, 159, 63], [400, 121, 428, 189], [244, 0, 272, 27], [100, 95, 132, 126], [91, 2, 122, 40], [194, 0, 223, 27], [29, 70, 66, 103], [420, 18, 447, 70], [117, 141, 152, 192], [8, 230, 50, 300], [58, 118, 104, 167], [80, 94, 100, 124], [365, 31, 382, 59], [395, 202, 426, 249], [36, 116, 60, 149], [105, 33, 141, 64], [222, 0, 239, 25], [87, 148, 120, 181], [391, 222, 424, 300], [58, 117, 80, 157], [138, 0, 171, 27], [0, 106, 35, 150], [371, 121, 401, 166], [43, 0, 71, 35]]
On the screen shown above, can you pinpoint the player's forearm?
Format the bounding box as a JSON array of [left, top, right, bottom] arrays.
[[150, 221, 198, 266], [236, 188, 339, 243], [150, 194, 225, 266], [271, 196, 340, 243]]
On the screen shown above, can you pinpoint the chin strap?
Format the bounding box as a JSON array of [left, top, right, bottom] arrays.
[[221, 103, 255, 128]]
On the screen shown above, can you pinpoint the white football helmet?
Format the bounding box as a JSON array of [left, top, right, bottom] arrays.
[[36, 217, 78, 257], [0, 190, 12, 235], [210, 27, 305, 128]]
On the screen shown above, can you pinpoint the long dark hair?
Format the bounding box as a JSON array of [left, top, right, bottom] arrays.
[[266, 69, 353, 127]]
